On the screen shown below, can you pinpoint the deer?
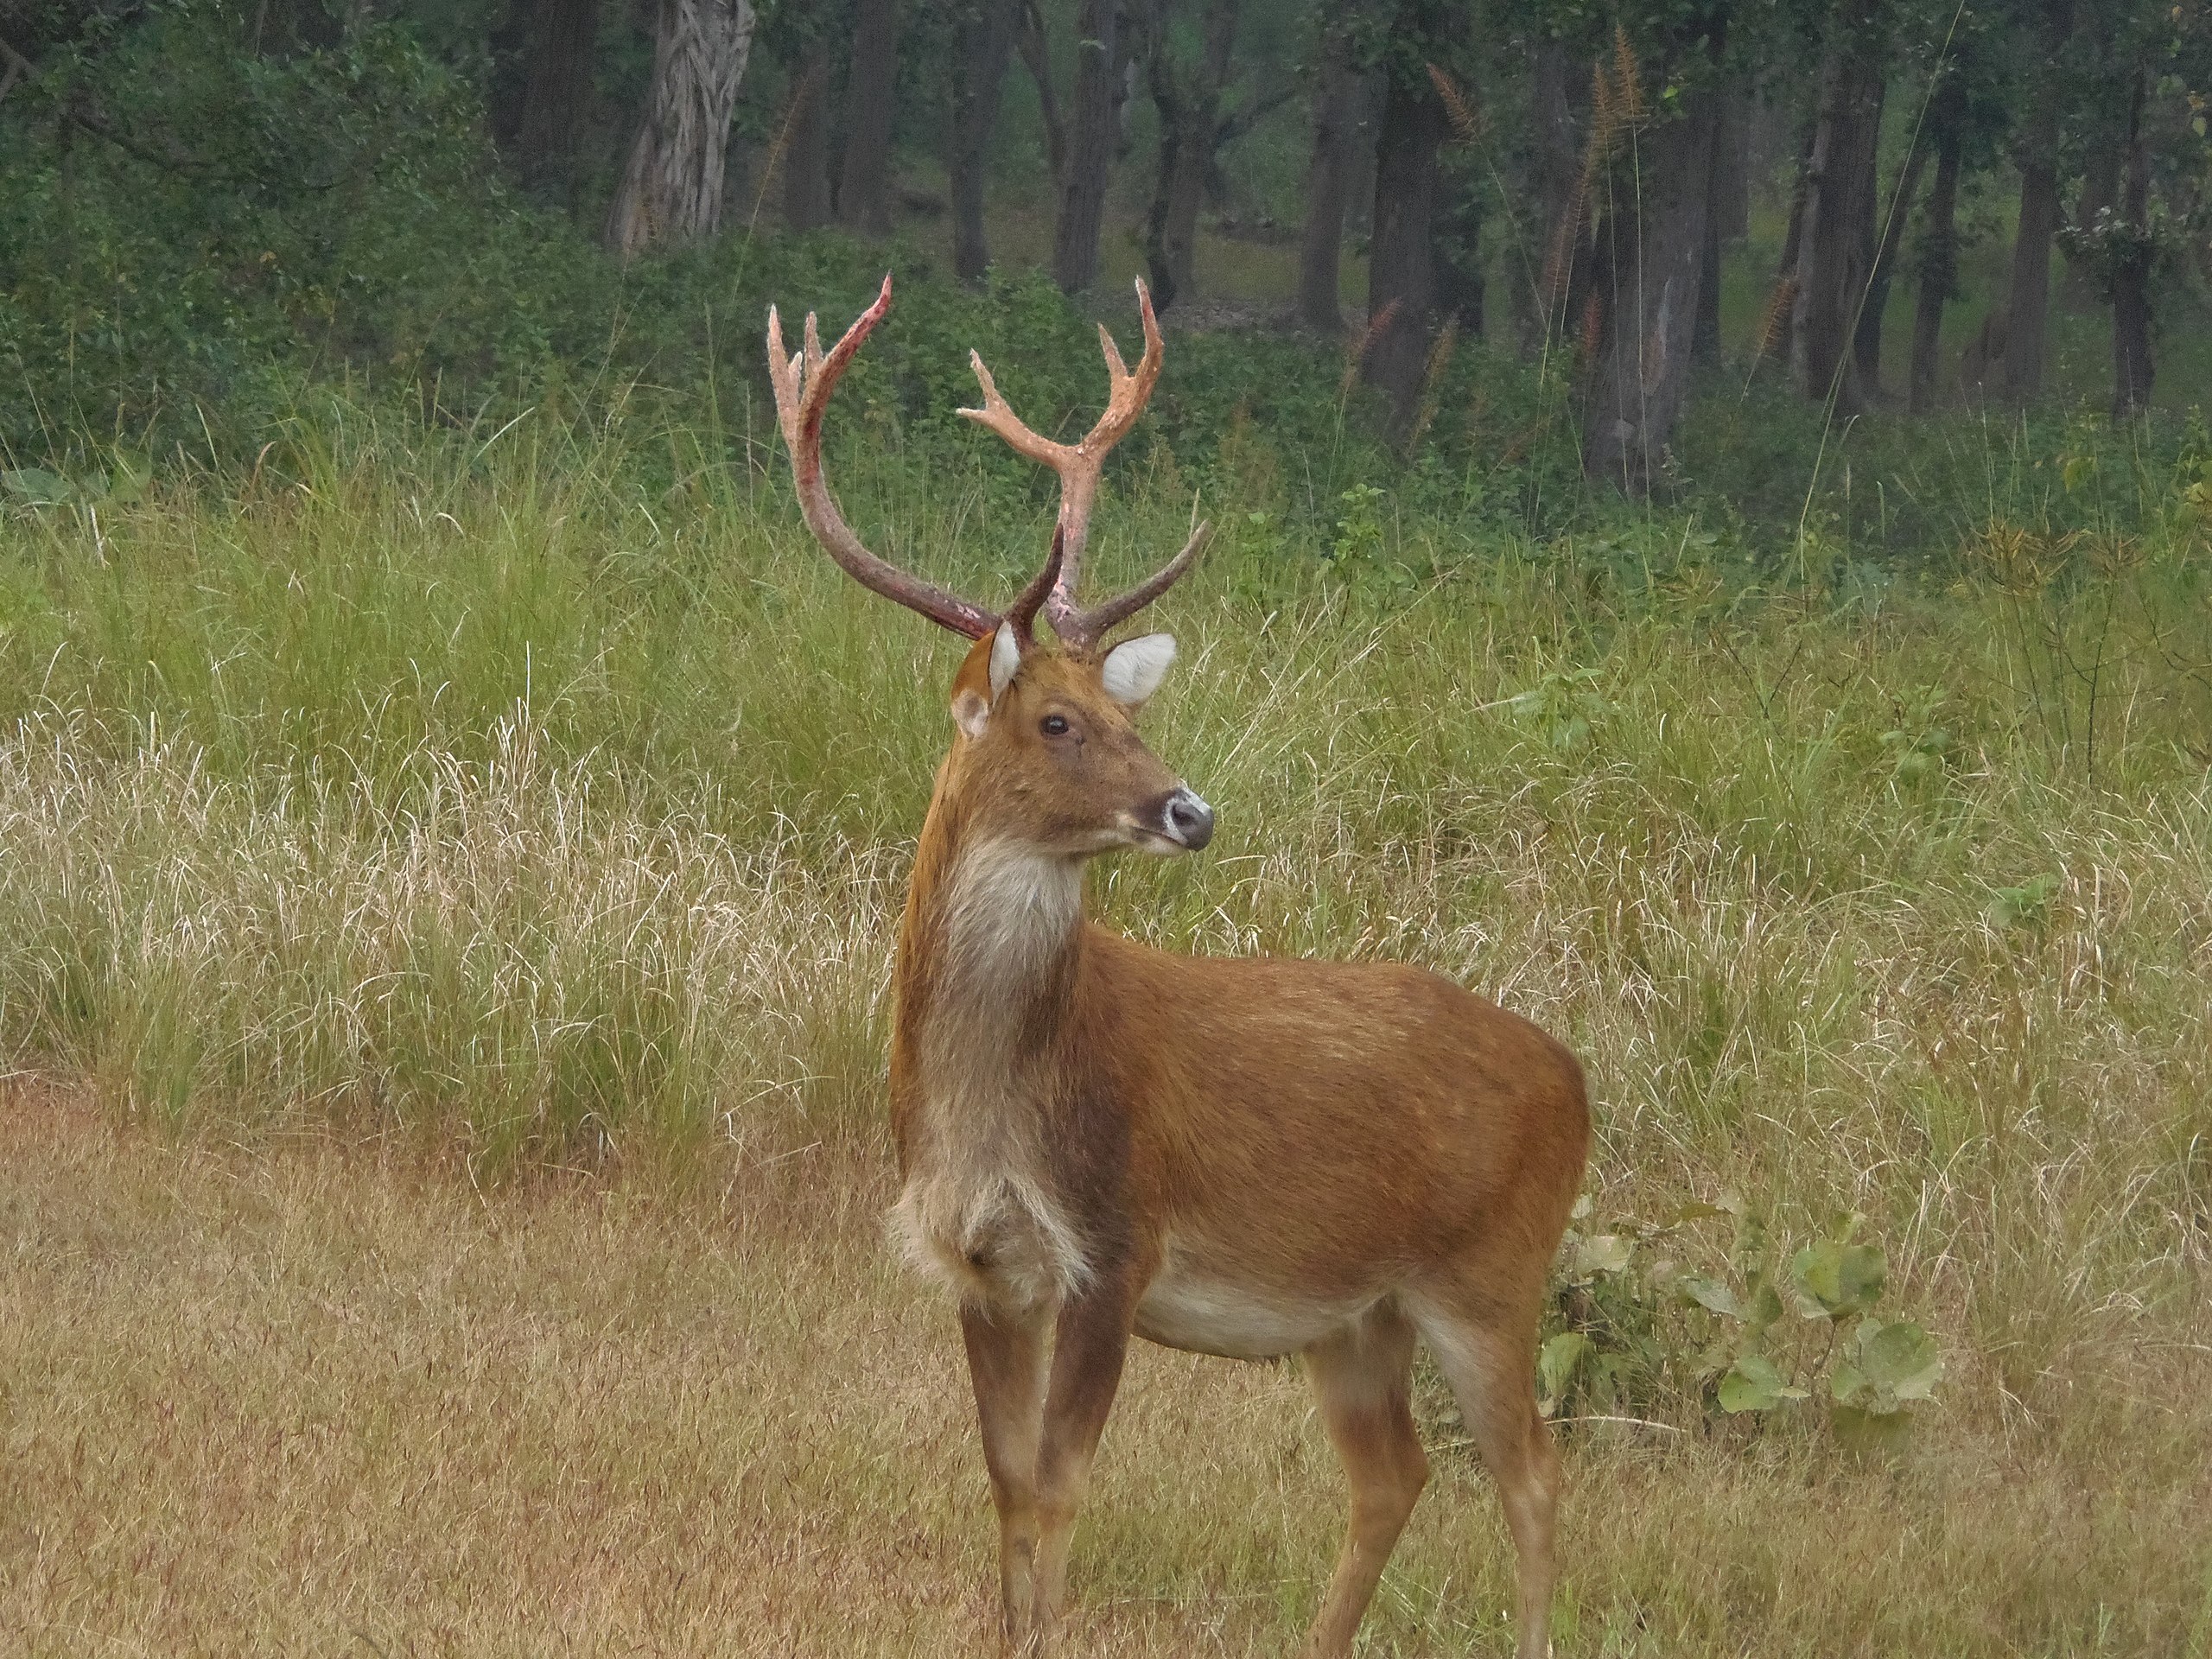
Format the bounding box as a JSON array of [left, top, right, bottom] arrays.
[[765, 275, 1590, 1659]]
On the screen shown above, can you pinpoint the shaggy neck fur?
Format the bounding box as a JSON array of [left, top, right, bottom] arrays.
[[899, 777, 1086, 1071], [890, 771, 1092, 1306]]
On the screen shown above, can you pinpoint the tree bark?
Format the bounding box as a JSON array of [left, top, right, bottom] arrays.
[[1853, 124, 1929, 397], [1144, 0, 1239, 310], [2001, 0, 2073, 402], [1363, 0, 1452, 427], [1908, 71, 1964, 412], [1759, 115, 1816, 361], [1016, 0, 1069, 185], [605, 0, 756, 256], [513, 0, 601, 200], [837, 0, 901, 237], [1789, 7, 1885, 413], [950, 0, 1017, 283], [1691, 91, 1744, 364], [1433, 175, 1483, 336], [1582, 92, 1720, 493], [1526, 35, 1580, 350], [1052, 0, 1124, 293], [1295, 15, 1362, 334], [2110, 67, 2153, 420], [2067, 141, 2120, 306], [783, 44, 833, 232]]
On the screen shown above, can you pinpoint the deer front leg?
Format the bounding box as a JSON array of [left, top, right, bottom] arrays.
[[1027, 1274, 1141, 1643], [961, 1298, 1052, 1650]]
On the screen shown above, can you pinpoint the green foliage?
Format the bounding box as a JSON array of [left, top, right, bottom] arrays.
[[1505, 664, 1611, 751], [1547, 1198, 1945, 1452]]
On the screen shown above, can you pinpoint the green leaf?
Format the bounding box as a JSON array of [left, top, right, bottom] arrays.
[[1832, 1319, 1943, 1409], [1745, 1279, 1786, 1332], [1537, 1332, 1591, 1414], [1789, 1237, 1887, 1320], [1, 468, 72, 505], [1571, 1233, 1632, 1280], [1986, 874, 2060, 930], [1667, 1200, 1732, 1225], [1678, 1274, 1748, 1321], [1718, 1353, 1808, 1414]]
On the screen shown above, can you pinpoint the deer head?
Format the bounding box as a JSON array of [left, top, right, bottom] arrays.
[[766, 276, 1213, 858]]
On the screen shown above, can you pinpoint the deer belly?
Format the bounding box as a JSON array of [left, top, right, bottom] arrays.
[[1135, 1268, 1362, 1361]]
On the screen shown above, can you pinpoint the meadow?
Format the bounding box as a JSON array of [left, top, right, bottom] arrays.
[[3, 388, 2211, 1655]]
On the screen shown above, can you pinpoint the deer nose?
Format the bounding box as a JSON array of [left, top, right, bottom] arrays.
[[1164, 787, 1215, 851]]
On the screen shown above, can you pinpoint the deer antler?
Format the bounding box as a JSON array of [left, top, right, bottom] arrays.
[[961, 278, 1210, 652], [766, 276, 1001, 639]]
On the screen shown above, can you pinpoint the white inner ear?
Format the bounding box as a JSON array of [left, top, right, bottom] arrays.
[[951, 689, 989, 740], [1100, 632, 1177, 706], [988, 620, 1021, 703]]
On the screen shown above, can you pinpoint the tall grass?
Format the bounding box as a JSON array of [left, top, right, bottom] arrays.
[[3, 400, 2209, 1423]]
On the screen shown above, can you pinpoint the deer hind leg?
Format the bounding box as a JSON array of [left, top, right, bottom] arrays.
[[960, 1299, 1051, 1650], [1410, 1294, 1561, 1659], [1296, 1305, 1427, 1659]]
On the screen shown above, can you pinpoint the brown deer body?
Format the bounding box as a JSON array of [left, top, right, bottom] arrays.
[[768, 279, 1589, 1659]]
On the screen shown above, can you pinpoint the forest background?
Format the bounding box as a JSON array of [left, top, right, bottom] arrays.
[[3, 2, 2212, 1656]]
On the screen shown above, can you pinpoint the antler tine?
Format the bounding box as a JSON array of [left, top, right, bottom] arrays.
[[766, 276, 999, 639], [1059, 519, 1211, 652], [1001, 526, 1066, 650], [959, 279, 1173, 649], [1086, 276, 1165, 452]]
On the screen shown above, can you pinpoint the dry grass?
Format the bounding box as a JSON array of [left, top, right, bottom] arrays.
[[3, 1084, 2207, 1657]]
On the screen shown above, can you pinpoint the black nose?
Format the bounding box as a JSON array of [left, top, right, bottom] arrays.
[[1166, 788, 1214, 851]]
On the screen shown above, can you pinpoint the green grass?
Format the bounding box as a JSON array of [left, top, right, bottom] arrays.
[[2, 404, 2210, 1650]]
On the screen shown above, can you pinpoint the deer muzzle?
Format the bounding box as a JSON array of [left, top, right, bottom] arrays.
[[1157, 786, 1215, 853]]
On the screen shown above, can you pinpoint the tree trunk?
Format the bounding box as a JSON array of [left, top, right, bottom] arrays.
[[1582, 92, 1720, 493], [1759, 116, 1816, 361], [605, 0, 756, 256], [1052, 0, 1123, 294], [1711, 88, 1749, 240], [513, 0, 601, 200], [2001, 0, 2073, 402], [838, 0, 901, 237], [1693, 89, 1748, 364], [1789, 10, 1885, 413], [1144, 0, 1239, 311], [2110, 67, 2153, 420], [1853, 125, 1929, 397], [950, 0, 1017, 283], [1908, 72, 1963, 412], [1363, 0, 1451, 427], [1526, 35, 1580, 350], [783, 44, 833, 232], [1295, 15, 1361, 334], [1016, 0, 1068, 185], [1433, 177, 1483, 336], [2067, 142, 2120, 307]]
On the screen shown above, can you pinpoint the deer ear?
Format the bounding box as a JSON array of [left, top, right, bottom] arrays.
[[988, 620, 1021, 702], [953, 621, 1022, 741], [1100, 632, 1176, 706]]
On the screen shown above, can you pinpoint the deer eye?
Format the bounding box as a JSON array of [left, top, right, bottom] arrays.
[[1040, 714, 1071, 737]]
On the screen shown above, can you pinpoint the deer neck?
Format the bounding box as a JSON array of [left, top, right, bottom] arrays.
[[895, 779, 1086, 1088]]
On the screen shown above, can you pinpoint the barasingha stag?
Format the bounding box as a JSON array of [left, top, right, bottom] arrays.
[[765, 276, 1590, 1659]]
